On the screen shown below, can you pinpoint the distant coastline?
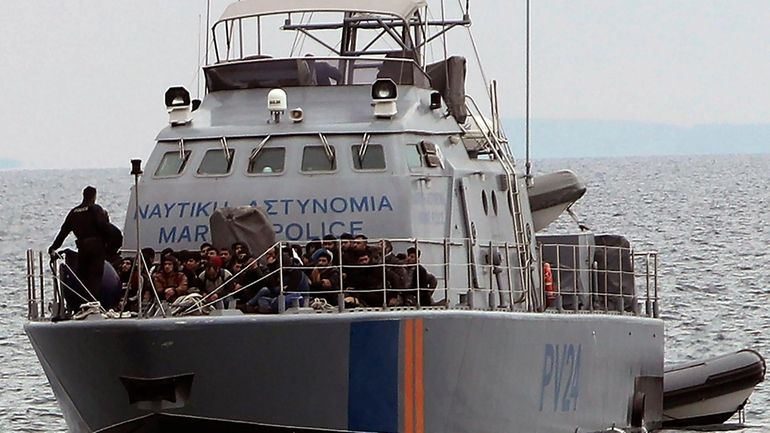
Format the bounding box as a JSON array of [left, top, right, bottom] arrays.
[[0, 159, 21, 169], [503, 119, 770, 159]]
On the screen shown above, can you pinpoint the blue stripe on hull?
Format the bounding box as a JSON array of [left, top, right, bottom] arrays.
[[348, 320, 400, 433]]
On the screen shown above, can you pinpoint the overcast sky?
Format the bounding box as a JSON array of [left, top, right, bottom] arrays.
[[1, 0, 768, 168]]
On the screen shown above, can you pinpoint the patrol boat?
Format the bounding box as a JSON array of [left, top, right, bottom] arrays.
[[24, 1, 665, 432]]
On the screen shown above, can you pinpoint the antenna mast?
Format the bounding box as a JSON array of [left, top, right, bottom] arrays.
[[525, 0, 532, 184], [197, 14, 202, 98], [205, 0, 211, 66]]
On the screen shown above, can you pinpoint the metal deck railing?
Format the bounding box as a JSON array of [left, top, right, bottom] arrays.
[[26, 237, 660, 321], [539, 243, 659, 317]]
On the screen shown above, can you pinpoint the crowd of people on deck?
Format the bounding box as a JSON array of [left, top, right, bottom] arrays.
[[48, 186, 437, 316], [112, 233, 438, 314]]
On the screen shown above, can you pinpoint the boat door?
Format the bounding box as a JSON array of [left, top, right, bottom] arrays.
[[406, 140, 453, 288]]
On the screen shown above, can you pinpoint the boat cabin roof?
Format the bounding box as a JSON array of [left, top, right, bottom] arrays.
[[218, 0, 427, 23]]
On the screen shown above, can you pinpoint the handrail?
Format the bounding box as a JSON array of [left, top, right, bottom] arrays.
[[538, 242, 660, 318], [25, 238, 662, 321]]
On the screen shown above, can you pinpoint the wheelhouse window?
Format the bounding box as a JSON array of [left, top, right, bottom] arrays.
[[406, 144, 423, 169], [352, 144, 386, 170], [198, 149, 235, 175], [302, 146, 336, 172], [406, 142, 442, 169], [248, 148, 285, 174], [155, 150, 191, 176], [204, 58, 431, 91]]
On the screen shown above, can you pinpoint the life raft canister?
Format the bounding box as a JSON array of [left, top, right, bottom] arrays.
[[543, 262, 556, 306]]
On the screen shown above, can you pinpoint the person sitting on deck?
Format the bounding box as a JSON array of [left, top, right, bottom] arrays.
[[350, 234, 370, 257], [231, 242, 246, 257], [343, 251, 386, 308], [218, 247, 233, 271], [308, 249, 340, 305], [205, 248, 218, 266], [160, 247, 175, 262], [235, 248, 251, 267], [117, 257, 133, 286], [233, 257, 266, 313], [198, 256, 231, 307], [153, 255, 188, 303], [321, 234, 342, 266], [181, 251, 204, 293], [231, 258, 246, 275], [404, 247, 438, 306], [247, 246, 307, 313], [303, 239, 323, 274], [380, 240, 409, 306], [200, 242, 213, 264]]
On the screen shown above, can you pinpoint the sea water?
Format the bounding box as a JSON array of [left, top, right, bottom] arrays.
[[1, 155, 768, 432]]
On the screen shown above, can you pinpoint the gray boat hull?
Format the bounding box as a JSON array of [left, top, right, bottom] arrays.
[[26, 311, 663, 433]]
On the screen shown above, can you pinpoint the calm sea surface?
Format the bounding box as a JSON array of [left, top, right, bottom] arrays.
[[1, 155, 768, 432]]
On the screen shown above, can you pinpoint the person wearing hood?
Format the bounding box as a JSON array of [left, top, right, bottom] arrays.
[[309, 249, 340, 305]]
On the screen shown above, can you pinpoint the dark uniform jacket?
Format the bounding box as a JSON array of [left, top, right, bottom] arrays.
[[50, 202, 110, 251]]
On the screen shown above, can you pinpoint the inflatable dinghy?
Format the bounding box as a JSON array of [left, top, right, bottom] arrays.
[[528, 170, 586, 232], [663, 349, 765, 427]]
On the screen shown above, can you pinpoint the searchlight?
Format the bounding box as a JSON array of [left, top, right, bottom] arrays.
[[371, 79, 398, 119], [165, 86, 193, 126]]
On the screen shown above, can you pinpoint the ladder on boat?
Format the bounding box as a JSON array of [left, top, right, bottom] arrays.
[[462, 96, 537, 309]]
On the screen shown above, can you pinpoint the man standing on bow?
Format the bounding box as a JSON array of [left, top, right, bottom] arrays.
[[48, 186, 111, 304]]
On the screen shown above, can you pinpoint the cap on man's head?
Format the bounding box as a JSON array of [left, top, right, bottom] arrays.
[[83, 186, 97, 200], [311, 248, 333, 263], [162, 255, 180, 268], [340, 233, 354, 240], [207, 255, 223, 269]]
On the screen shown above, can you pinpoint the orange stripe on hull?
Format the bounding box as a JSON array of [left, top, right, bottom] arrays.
[[414, 318, 425, 433]]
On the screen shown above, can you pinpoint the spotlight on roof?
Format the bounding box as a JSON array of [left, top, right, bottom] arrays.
[[164, 86, 192, 126], [267, 88, 287, 123], [371, 79, 398, 118]]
